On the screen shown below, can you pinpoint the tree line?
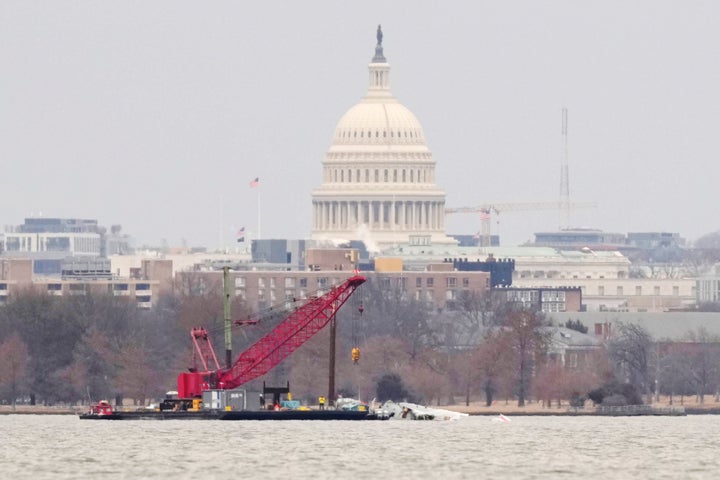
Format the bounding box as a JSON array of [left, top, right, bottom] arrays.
[[1, 273, 719, 408]]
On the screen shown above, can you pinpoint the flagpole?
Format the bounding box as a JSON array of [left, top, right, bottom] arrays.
[[219, 194, 224, 252], [250, 177, 261, 241], [257, 188, 261, 241]]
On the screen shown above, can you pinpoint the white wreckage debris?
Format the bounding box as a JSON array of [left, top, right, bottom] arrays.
[[379, 401, 469, 421]]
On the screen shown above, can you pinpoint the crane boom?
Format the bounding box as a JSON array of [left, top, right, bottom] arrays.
[[177, 275, 366, 398]]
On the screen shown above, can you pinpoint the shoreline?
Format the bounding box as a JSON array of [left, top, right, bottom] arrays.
[[3, 398, 720, 416]]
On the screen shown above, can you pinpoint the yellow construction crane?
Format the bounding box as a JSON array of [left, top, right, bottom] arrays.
[[445, 201, 597, 247]]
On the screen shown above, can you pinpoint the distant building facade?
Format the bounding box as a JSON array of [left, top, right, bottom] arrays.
[[0, 218, 133, 275], [176, 268, 490, 313], [494, 286, 583, 313], [0, 257, 169, 308]]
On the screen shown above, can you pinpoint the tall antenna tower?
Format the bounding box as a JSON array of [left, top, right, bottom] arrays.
[[559, 107, 570, 230]]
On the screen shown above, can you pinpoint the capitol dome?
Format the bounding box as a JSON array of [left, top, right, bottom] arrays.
[[331, 102, 427, 147], [311, 26, 456, 251]]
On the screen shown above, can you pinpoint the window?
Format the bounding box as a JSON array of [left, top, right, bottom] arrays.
[[542, 291, 565, 302], [617, 286, 623, 296], [285, 277, 295, 288], [416, 277, 422, 287], [654, 286, 661, 296], [446, 277, 457, 288], [426, 278, 434, 287], [318, 277, 328, 288], [635, 286, 642, 296], [299, 278, 308, 288], [235, 277, 246, 288], [136, 284, 150, 291], [598, 286, 605, 296], [462, 278, 469, 288], [569, 353, 578, 368]]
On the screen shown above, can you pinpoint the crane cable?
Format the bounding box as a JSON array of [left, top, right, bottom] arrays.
[[351, 289, 363, 364], [199, 283, 335, 338]]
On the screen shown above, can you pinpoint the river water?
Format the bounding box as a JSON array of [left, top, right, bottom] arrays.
[[2, 414, 719, 479]]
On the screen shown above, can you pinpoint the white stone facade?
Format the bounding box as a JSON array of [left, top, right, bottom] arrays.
[[311, 29, 455, 250]]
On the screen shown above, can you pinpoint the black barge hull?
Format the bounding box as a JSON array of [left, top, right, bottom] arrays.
[[80, 409, 379, 420]]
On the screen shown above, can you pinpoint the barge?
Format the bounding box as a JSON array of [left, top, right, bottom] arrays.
[[80, 407, 378, 421]]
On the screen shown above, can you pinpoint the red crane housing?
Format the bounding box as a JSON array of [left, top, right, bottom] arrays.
[[178, 275, 366, 398]]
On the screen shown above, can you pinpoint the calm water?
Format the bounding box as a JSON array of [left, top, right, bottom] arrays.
[[2, 414, 719, 479]]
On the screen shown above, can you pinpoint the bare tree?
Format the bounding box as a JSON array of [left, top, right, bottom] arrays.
[[0, 333, 29, 409], [674, 328, 720, 403], [473, 329, 512, 406], [498, 307, 550, 407], [608, 322, 655, 403]]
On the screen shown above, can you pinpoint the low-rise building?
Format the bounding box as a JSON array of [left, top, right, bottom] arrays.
[[544, 326, 603, 369], [0, 257, 168, 308], [494, 286, 583, 313]]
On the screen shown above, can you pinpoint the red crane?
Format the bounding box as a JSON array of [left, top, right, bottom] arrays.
[[177, 274, 366, 399]]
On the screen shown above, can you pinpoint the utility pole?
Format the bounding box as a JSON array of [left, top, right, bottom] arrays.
[[328, 306, 337, 408], [223, 266, 232, 369]]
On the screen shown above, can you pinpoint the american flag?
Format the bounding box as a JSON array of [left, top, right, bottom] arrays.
[[479, 210, 490, 220], [249, 177, 259, 188], [236, 227, 245, 243]]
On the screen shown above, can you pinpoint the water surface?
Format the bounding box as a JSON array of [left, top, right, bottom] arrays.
[[2, 414, 718, 479]]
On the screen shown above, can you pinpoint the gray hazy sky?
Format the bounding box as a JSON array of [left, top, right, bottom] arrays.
[[2, 1, 719, 249]]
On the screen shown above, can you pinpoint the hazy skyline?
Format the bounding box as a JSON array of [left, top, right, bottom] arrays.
[[2, 1, 719, 249]]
